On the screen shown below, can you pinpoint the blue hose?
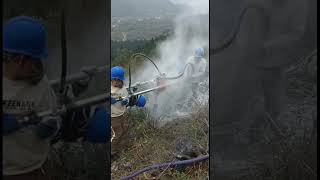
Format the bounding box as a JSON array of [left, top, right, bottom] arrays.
[[120, 155, 209, 180]]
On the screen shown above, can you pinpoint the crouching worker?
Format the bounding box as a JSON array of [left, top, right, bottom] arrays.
[[110, 66, 146, 158], [3, 16, 60, 180]]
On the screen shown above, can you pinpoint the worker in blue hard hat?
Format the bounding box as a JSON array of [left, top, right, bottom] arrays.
[[184, 47, 208, 98], [110, 66, 146, 159], [2, 16, 60, 179]]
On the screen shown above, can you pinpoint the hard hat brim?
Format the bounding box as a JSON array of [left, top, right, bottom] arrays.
[[4, 48, 48, 59], [111, 77, 125, 81]]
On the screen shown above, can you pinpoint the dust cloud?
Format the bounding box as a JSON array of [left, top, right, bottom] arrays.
[[129, 0, 209, 127]]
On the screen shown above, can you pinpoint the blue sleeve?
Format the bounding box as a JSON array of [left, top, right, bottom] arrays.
[[3, 114, 20, 135], [85, 106, 110, 143]]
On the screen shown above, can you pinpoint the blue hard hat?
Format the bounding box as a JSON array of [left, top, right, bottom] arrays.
[[85, 106, 110, 143], [136, 95, 146, 107], [3, 16, 48, 59], [111, 66, 125, 81], [195, 47, 205, 58]]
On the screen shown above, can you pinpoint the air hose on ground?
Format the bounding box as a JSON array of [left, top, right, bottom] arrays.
[[120, 155, 209, 180]]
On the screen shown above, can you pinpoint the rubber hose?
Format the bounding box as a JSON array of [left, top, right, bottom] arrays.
[[128, 53, 163, 94], [120, 155, 209, 180], [161, 63, 194, 80], [59, 8, 67, 105], [210, 5, 266, 55]]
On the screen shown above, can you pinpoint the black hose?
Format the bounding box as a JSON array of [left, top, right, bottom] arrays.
[[210, 5, 266, 55], [127, 53, 197, 92], [128, 53, 163, 94], [120, 155, 209, 180], [161, 63, 194, 80], [131, 53, 162, 74], [59, 8, 67, 105]]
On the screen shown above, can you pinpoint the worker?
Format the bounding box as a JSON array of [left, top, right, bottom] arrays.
[[184, 47, 207, 98], [110, 66, 146, 159], [3, 16, 61, 180]]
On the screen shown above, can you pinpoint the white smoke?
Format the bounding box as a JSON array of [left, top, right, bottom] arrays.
[[130, 0, 209, 127]]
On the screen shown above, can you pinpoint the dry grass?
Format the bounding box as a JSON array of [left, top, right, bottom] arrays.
[[111, 105, 209, 180], [246, 54, 317, 180], [44, 142, 109, 180]]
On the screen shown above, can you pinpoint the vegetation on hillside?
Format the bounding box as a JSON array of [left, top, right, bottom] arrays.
[[111, 34, 168, 71], [111, 106, 209, 180]]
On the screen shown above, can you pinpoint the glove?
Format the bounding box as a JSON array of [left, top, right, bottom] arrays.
[[121, 99, 129, 106], [85, 106, 110, 143], [3, 114, 20, 135], [111, 97, 117, 104], [136, 95, 146, 107]]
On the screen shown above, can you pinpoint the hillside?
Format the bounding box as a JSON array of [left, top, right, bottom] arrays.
[[111, 34, 168, 71], [111, 0, 180, 18]]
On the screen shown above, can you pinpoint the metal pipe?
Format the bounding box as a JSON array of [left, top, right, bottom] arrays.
[[50, 65, 152, 92], [121, 82, 173, 100], [21, 92, 110, 123], [49, 65, 109, 86], [23, 80, 174, 121]]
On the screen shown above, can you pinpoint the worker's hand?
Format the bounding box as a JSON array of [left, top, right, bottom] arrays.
[[128, 95, 138, 107], [111, 97, 117, 104], [3, 114, 21, 135], [121, 99, 129, 106]]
